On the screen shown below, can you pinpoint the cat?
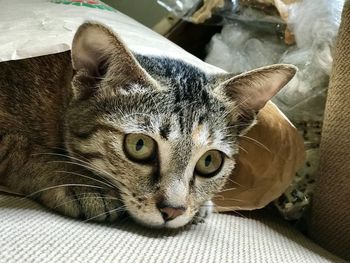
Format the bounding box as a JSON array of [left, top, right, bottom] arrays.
[[0, 22, 296, 228]]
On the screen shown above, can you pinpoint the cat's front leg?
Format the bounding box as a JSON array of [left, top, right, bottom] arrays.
[[39, 182, 124, 222], [192, 200, 214, 224], [4, 154, 123, 223]]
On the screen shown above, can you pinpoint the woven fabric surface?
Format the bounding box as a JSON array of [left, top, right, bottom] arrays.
[[0, 194, 344, 263], [309, 1, 350, 261]]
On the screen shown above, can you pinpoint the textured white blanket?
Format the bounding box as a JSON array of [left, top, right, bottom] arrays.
[[0, 194, 344, 263]]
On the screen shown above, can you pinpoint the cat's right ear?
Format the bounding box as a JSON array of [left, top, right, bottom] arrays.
[[212, 65, 296, 134], [71, 22, 157, 99], [213, 65, 297, 114]]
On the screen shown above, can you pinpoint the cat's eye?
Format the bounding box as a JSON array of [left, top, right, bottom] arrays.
[[195, 150, 223, 177], [124, 134, 156, 162]]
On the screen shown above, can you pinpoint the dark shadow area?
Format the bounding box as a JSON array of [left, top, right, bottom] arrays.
[[166, 21, 222, 60]]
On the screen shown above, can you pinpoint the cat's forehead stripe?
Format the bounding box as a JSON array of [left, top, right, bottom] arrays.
[[192, 123, 212, 146], [159, 121, 171, 140], [101, 54, 236, 148]]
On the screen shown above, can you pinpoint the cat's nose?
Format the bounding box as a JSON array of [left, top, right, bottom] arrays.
[[156, 202, 186, 222]]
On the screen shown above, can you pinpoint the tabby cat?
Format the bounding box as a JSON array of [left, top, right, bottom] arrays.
[[0, 22, 296, 228]]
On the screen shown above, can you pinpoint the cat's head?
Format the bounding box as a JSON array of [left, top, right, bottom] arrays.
[[65, 22, 296, 228]]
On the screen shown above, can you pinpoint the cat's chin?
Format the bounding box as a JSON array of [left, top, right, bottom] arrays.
[[127, 210, 193, 229], [163, 215, 193, 229]]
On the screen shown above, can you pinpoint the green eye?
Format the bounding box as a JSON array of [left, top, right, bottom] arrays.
[[124, 134, 156, 162], [195, 150, 223, 177]]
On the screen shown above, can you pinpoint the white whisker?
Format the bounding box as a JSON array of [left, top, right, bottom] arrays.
[[53, 170, 115, 189], [33, 152, 114, 187], [24, 184, 105, 199], [239, 135, 271, 152], [83, 205, 127, 222], [53, 195, 122, 209]]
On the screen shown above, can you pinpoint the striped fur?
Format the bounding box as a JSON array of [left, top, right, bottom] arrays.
[[0, 22, 296, 228]]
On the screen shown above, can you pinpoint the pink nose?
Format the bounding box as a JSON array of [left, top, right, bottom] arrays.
[[157, 202, 186, 222]]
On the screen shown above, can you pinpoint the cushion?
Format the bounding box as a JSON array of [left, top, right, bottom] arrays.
[[0, 194, 344, 262]]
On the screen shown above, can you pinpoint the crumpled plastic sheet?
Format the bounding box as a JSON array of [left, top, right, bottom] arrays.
[[205, 23, 287, 74], [158, 0, 284, 24], [206, 0, 344, 122], [158, 0, 286, 38]]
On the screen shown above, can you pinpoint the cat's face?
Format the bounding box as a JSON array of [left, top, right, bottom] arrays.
[[65, 22, 296, 228], [66, 80, 238, 228]]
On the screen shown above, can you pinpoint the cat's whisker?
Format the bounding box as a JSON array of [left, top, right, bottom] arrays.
[[122, 112, 154, 119], [83, 205, 127, 222], [236, 97, 251, 109], [230, 210, 249, 219], [53, 170, 115, 189], [238, 145, 248, 154], [218, 187, 238, 192], [23, 184, 106, 199], [239, 135, 271, 152], [49, 146, 91, 162], [214, 206, 249, 219], [214, 192, 244, 202], [72, 192, 121, 199], [221, 184, 264, 195], [225, 177, 244, 187], [213, 197, 245, 202], [47, 160, 119, 189], [221, 123, 252, 131], [213, 205, 238, 210], [33, 152, 94, 172], [59, 147, 123, 181], [52, 195, 123, 209], [214, 205, 246, 215], [93, 167, 126, 189], [34, 152, 114, 187]]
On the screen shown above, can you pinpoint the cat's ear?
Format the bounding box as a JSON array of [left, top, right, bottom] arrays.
[[214, 64, 297, 114], [71, 22, 157, 98]]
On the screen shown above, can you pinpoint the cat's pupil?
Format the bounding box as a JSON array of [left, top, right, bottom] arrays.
[[135, 139, 144, 151], [205, 155, 212, 167]]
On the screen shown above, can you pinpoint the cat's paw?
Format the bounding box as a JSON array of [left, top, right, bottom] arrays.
[[192, 200, 213, 225], [40, 186, 123, 223]]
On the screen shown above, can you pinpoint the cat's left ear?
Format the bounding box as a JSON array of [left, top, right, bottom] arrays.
[[214, 64, 297, 114], [71, 22, 157, 99]]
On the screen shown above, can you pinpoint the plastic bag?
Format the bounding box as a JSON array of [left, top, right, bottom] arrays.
[[205, 0, 343, 121], [206, 23, 287, 74]]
